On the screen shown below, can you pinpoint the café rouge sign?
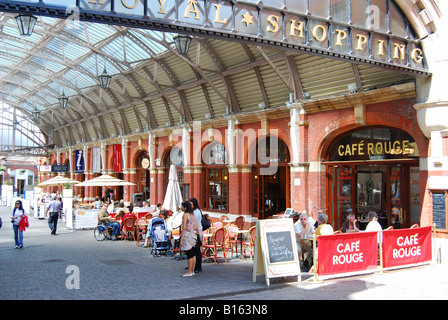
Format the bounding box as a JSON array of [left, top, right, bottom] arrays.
[[337, 140, 413, 157], [66, 0, 424, 69]]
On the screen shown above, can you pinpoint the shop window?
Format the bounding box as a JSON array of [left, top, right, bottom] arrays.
[[203, 142, 228, 212], [165, 146, 188, 199]]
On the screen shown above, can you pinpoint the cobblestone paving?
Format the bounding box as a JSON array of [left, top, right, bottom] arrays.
[[1, 207, 447, 303]]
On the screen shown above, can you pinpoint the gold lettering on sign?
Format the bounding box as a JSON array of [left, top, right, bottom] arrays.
[[356, 34, 368, 50], [289, 20, 304, 38], [377, 40, 385, 56], [393, 43, 406, 60], [337, 140, 412, 157], [312, 25, 327, 42], [214, 4, 227, 24], [335, 29, 347, 46], [158, 0, 167, 14], [122, 0, 139, 9], [267, 15, 279, 33], [184, 0, 201, 20], [411, 48, 423, 64]]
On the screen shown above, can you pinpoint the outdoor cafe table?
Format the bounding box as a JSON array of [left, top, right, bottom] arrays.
[[236, 229, 249, 259]]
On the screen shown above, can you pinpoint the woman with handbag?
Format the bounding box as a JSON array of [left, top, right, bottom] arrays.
[[190, 197, 204, 273], [10, 200, 26, 249], [180, 200, 199, 277]]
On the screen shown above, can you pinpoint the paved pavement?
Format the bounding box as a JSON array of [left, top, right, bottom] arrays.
[[1, 206, 447, 307]]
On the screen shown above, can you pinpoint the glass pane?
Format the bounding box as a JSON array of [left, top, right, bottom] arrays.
[[410, 167, 421, 226], [390, 167, 402, 228], [308, 20, 329, 48], [351, 0, 369, 27], [204, 142, 227, 165], [369, 0, 387, 32], [357, 171, 382, 217], [309, 0, 328, 18], [389, 1, 407, 38], [337, 167, 353, 229], [286, 0, 307, 14], [330, 0, 349, 22]]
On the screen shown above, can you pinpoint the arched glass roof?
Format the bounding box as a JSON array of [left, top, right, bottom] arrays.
[[0, 102, 45, 156]]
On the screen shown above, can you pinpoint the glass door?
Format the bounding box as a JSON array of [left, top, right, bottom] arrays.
[[331, 166, 354, 231]]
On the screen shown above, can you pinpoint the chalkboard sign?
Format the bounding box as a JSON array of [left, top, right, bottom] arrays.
[[432, 193, 446, 230], [253, 218, 301, 286], [266, 231, 295, 264]]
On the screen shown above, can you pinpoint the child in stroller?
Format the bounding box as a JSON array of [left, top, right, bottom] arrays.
[[150, 217, 173, 257]]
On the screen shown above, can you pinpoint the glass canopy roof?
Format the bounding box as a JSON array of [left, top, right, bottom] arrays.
[[0, 12, 174, 119]]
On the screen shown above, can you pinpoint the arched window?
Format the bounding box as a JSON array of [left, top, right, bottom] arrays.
[[136, 151, 150, 202], [203, 142, 228, 212], [165, 146, 188, 199]]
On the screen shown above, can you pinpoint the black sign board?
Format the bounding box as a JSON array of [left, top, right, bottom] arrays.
[[253, 219, 301, 286], [266, 231, 295, 264], [432, 193, 446, 230], [52, 164, 69, 172]]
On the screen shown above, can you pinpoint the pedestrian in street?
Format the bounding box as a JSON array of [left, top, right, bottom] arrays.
[[180, 200, 199, 277], [10, 200, 26, 248], [189, 197, 203, 273], [46, 195, 62, 235]]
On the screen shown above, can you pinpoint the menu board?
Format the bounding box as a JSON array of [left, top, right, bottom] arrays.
[[253, 219, 301, 286], [432, 193, 446, 230], [266, 231, 295, 264]]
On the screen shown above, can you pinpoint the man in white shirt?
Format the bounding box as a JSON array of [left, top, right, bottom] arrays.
[[294, 213, 315, 269], [46, 196, 62, 235]]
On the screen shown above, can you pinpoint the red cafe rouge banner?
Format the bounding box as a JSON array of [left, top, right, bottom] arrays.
[[382, 226, 432, 269], [317, 232, 378, 276]]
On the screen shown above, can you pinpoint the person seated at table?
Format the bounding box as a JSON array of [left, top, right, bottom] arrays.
[[117, 200, 125, 209], [341, 213, 360, 233], [156, 203, 162, 214], [141, 201, 150, 208], [92, 196, 102, 210], [98, 204, 120, 239], [365, 211, 382, 243], [315, 213, 334, 236], [123, 209, 137, 222], [127, 202, 134, 213], [114, 210, 126, 224], [294, 213, 315, 269]]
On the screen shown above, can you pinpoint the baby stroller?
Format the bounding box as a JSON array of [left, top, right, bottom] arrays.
[[150, 218, 173, 257]]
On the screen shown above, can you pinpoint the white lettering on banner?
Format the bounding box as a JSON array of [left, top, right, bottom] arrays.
[[393, 233, 422, 259], [333, 240, 364, 265]]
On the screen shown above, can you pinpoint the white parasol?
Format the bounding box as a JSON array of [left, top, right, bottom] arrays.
[[37, 175, 81, 187], [162, 164, 183, 214], [76, 174, 135, 186]]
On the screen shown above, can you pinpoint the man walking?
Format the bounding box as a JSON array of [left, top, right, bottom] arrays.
[[46, 196, 62, 235]]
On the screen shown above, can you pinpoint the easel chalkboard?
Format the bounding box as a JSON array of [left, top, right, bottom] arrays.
[[253, 219, 301, 286], [432, 192, 446, 230]]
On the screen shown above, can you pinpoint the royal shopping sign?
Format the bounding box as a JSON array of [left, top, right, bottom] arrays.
[[0, 0, 429, 76]]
